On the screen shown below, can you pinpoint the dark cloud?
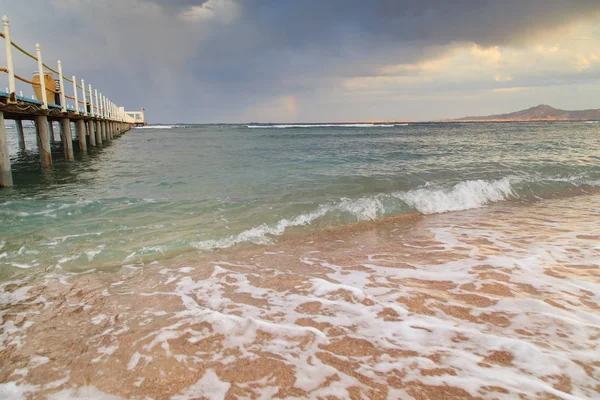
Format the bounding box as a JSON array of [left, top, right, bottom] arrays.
[[1, 0, 599, 122]]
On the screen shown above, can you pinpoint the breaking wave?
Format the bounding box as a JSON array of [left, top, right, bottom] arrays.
[[191, 174, 598, 251], [247, 123, 408, 129], [134, 125, 178, 129], [393, 177, 517, 214]]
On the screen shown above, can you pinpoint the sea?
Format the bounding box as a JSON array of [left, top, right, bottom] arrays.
[[0, 122, 599, 399]]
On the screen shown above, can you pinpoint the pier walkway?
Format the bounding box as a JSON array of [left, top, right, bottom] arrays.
[[0, 15, 144, 187]]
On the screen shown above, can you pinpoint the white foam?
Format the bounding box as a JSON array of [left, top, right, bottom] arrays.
[[91, 314, 108, 325], [247, 123, 407, 128], [47, 386, 124, 400], [134, 125, 177, 129], [394, 177, 517, 214], [171, 370, 230, 400], [190, 177, 516, 251], [0, 382, 35, 400], [191, 197, 384, 251], [6, 195, 597, 398]]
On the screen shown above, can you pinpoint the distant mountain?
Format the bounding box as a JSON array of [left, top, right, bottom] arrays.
[[453, 105, 600, 122]]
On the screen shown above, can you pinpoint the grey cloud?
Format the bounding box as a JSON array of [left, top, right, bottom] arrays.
[[1, 0, 599, 122]]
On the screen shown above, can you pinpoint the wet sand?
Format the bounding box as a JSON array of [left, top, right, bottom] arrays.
[[1, 195, 599, 399]]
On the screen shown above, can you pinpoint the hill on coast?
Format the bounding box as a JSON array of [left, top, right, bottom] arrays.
[[452, 104, 600, 122]]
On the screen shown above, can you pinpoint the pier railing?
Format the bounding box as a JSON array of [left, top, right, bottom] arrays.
[[0, 15, 145, 187], [0, 15, 141, 123]]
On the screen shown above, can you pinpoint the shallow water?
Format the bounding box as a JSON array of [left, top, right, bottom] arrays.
[[1, 122, 599, 279], [0, 122, 599, 398], [0, 194, 599, 399]]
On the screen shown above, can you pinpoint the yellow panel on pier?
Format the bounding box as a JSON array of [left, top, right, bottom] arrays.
[[32, 72, 56, 104]]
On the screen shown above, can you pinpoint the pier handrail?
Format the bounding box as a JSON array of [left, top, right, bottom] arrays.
[[0, 30, 70, 83], [1, 15, 128, 121]]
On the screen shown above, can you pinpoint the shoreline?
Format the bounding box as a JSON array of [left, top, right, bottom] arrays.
[[1, 194, 599, 398], [3, 184, 600, 282]]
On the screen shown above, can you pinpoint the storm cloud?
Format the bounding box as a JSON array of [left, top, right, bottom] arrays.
[[1, 0, 600, 122]]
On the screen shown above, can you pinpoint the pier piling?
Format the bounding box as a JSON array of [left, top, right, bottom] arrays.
[[15, 120, 25, 151], [36, 116, 52, 169], [49, 122, 55, 144], [88, 121, 96, 147], [60, 118, 74, 160], [76, 120, 86, 151], [95, 120, 102, 146], [0, 112, 13, 187], [0, 15, 140, 185]]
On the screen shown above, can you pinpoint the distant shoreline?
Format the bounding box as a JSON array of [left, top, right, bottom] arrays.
[[444, 104, 600, 123], [435, 118, 600, 123]]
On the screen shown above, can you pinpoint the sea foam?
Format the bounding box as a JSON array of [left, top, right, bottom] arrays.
[[133, 125, 178, 129], [394, 177, 518, 214], [247, 123, 407, 128], [191, 177, 523, 251], [190, 174, 600, 251]]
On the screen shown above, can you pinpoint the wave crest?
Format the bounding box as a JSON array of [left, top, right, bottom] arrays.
[[247, 123, 407, 129], [394, 177, 517, 214], [134, 125, 178, 129], [190, 175, 599, 251], [191, 197, 384, 250]]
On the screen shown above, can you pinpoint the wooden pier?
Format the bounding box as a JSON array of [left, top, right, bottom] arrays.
[[0, 15, 145, 187]]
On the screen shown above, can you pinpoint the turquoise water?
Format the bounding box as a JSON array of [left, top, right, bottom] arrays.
[[1, 122, 599, 277]]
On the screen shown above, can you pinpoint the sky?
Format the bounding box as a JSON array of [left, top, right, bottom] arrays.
[[1, 0, 600, 123]]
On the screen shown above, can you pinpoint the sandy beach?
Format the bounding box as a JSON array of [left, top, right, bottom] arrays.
[[1, 193, 599, 399]]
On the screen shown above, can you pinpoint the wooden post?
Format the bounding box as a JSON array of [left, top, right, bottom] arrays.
[[100, 95, 104, 119], [89, 85, 94, 117], [72, 75, 79, 114], [94, 90, 99, 119], [76, 120, 86, 151], [35, 44, 48, 109], [58, 61, 67, 113], [98, 94, 102, 118], [34, 119, 40, 148], [88, 120, 96, 147], [49, 121, 56, 144], [0, 112, 13, 187], [15, 120, 25, 151], [3, 16, 16, 102], [95, 120, 102, 145], [60, 118, 74, 160], [81, 79, 87, 116], [36, 115, 52, 169]]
